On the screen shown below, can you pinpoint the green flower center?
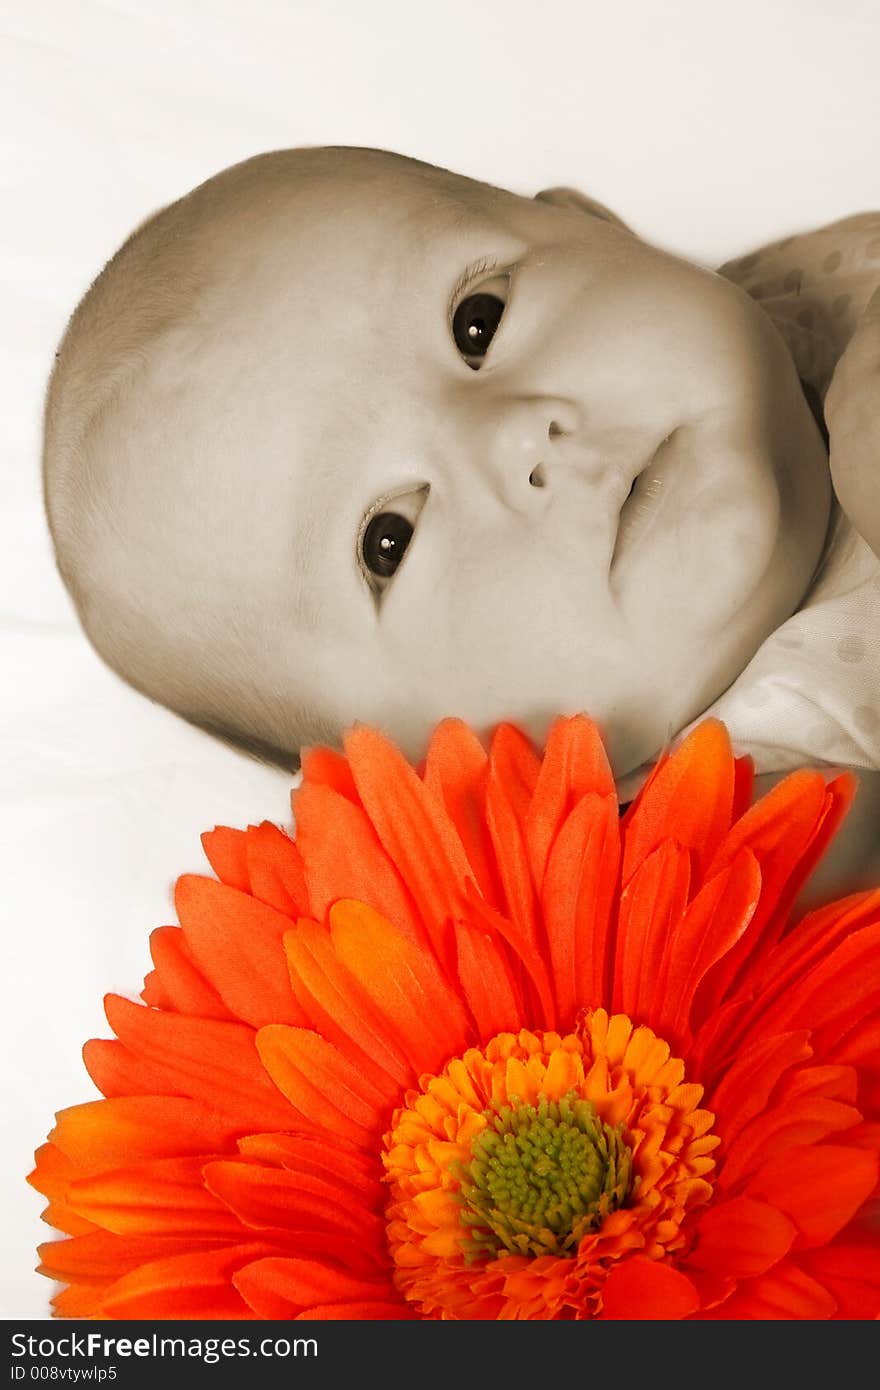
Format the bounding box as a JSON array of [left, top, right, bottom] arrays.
[[456, 1090, 634, 1260]]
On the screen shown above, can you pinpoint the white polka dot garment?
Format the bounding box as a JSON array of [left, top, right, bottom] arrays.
[[614, 213, 880, 799], [678, 212, 880, 776]]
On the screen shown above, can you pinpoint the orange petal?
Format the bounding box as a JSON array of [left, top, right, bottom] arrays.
[[691, 890, 880, 1075], [705, 1032, 812, 1149], [621, 719, 735, 886], [244, 821, 309, 916], [40, 1202, 99, 1237], [204, 1161, 384, 1248], [825, 1121, 880, 1158], [103, 994, 300, 1132], [799, 1244, 880, 1319], [146, 926, 234, 1022], [28, 1149, 99, 1237], [485, 723, 543, 945], [51, 1283, 109, 1317], [256, 1025, 393, 1145], [707, 1258, 837, 1319], [707, 766, 826, 878], [328, 900, 472, 1078], [200, 826, 251, 891], [236, 1133, 378, 1193], [688, 1196, 796, 1277], [658, 849, 762, 1041], [423, 719, 502, 906], [293, 782, 423, 945], [750, 922, 880, 1045], [299, 745, 360, 802], [790, 770, 858, 901], [748, 890, 880, 1009], [731, 773, 859, 999], [746, 1144, 878, 1246], [344, 725, 475, 966], [613, 840, 690, 1019], [96, 1244, 270, 1319], [720, 1096, 864, 1192], [826, 1015, 880, 1080], [141, 969, 173, 1010], [294, 1300, 412, 1319], [234, 1256, 394, 1319], [452, 916, 523, 1039], [83, 1039, 184, 1099], [283, 918, 412, 1089], [66, 1156, 247, 1236], [488, 723, 541, 801], [29, 1143, 82, 1201], [779, 1063, 858, 1108], [462, 882, 556, 1030], [543, 792, 620, 1026], [731, 754, 756, 822], [600, 1255, 700, 1319], [699, 772, 841, 1010], [38, 1231, 228, 1282], [526, 716, 616, 892], [49, 1097, 237, 1167], [175, 875, 305, 1028], [618, 742, 673, 827]]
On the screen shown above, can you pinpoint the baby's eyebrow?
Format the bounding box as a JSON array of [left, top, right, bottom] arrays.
[[402, 194, 484, 250]]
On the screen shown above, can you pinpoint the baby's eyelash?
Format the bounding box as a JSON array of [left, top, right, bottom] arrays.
[[448, 256, 500, 321], [357, 488, 398, 570]]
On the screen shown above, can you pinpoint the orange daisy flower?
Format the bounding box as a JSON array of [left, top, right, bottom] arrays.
[[30, 716, 880, 1319]]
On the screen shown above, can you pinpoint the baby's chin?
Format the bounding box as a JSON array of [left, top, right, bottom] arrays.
[[587, 646, 747, 787], [499, 687, 683, 787], [597, 711, 677, 785]]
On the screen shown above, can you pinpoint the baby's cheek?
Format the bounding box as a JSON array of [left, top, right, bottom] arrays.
[[692, 491, 769, 608], [660, 466, 779, 631]]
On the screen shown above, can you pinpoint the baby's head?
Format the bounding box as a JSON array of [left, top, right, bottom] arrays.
[[44, 147, 831, 777]]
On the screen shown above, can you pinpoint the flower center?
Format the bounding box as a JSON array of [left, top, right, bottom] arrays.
[[382, 1013, 718, 1319], [458, 1091, 634, 1259]]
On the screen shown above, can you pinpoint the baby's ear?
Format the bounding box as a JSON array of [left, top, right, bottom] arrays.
[[534, 186, 630, 232]]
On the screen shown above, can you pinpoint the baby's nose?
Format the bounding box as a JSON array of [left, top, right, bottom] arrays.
[[477, 395, 598, 509]]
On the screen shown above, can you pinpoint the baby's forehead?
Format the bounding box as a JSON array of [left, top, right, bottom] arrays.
[[213, 159, 510, 307], [198, 168, 496, 387]]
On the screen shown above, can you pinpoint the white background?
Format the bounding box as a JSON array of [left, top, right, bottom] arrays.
[[2, 0, 879, 1320]]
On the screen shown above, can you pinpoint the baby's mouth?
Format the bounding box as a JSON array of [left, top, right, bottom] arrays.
[[609, 432, 680, 577]]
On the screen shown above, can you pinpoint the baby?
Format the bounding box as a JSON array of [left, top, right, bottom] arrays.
[[42, 146, 880, 891]]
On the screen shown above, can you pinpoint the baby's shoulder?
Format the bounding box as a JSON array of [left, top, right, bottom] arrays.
[[720, 212, 880, 287], [802, 499, 878, 605], [719, 213, 880, 394], [679, 509, 880, 779]]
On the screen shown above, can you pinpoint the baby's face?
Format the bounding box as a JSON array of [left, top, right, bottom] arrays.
[[133, 153, 831, 774]]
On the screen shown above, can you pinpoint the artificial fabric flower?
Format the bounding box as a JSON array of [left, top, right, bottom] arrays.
[[30, 716, 880, 1319]]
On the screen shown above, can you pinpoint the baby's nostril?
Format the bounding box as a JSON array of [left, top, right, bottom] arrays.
[[529, 463, 547, 488]]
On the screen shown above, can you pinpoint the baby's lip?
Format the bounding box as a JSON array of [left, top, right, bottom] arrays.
[[609, 432, 681, 580]]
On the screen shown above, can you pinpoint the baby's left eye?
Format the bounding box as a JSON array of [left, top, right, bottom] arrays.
[[358, 485, 429, 601], [451, 274, 510, 370]]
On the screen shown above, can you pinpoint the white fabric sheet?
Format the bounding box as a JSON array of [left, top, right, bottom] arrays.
[[3, 0, 879, 1319]]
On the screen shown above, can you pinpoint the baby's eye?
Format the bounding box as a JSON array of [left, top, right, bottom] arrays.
[[362, 511, 413, 579], [358, 485, 428, 598], [451, 273, 510, 370]]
